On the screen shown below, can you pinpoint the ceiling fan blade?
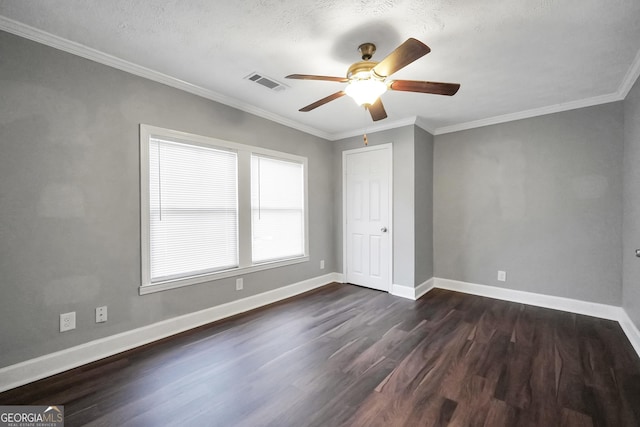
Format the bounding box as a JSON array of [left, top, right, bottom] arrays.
[[372, 38, 431, 78], [299, 91, 346, 112], [390, 80, 460, 96], [367, 98, 387, 121], [286, 74, 349, 83]]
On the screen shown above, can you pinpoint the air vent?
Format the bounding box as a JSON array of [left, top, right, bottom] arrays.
[[245, 73, 287, 92]]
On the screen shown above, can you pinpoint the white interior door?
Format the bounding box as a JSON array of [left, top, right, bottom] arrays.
[[344, 145, 391, 292]]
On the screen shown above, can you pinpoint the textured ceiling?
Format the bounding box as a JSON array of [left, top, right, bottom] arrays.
[[1, 0, 640, 139]]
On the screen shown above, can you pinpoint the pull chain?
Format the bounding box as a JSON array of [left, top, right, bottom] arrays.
[[362, 105, 369, 146]]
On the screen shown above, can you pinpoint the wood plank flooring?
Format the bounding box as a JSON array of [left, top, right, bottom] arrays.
[[1, 283, 639, 426]]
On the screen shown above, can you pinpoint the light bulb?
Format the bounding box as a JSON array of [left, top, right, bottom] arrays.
[[345, 79, 387, 106]]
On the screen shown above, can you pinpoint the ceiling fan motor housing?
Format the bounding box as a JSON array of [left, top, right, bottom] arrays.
[[358, 42, 376, 60], [347, 61, 378, 80]]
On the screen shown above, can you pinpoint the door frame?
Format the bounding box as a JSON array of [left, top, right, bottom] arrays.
[[342, 143, 393, 292]]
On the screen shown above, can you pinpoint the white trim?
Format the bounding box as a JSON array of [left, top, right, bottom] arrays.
[[0, 272, 341, 393], [433, 277, 622, 320], [0, 16, 332, 141], [618, 47, 640, 99], [342, 144, 393, 293], [139, 124, 309, 293], [432, 47, 640, 136], [434, 93, 620, 135], [432, 46, 640, 136], [431, 277, 640, 359], [330, 116, 437, 140], [140, 125, 152, 288], [2, 17, 640, 141], [619, 311, 640, 357], [3, 273, 638, 393], [390, 284, 416, 300], [415, 277, 436, 300], [331, 116, 419, 140], [139, 256, 310, 295], [414, 117, 437, 135], [141, 124, 308, 164], [390, 278, 435, 300]]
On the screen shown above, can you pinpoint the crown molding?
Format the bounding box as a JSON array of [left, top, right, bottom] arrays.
[[617, 47, 640, 99], [2, 16, 639, 140], [326, 115, 437, 141], [0, 16, 333, 141], [414, 116, 436, 135], [328, 116, 419, 141], [434, 46, 640, 136], [330, 45, 640, 138], [433, 92, 621, 135]]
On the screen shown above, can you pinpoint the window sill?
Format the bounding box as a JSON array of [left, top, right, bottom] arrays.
[[139, 256, 309, 295]]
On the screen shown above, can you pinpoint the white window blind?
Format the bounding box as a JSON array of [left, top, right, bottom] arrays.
[[148, 138, 238, 282], [251, 155, 305, 263]]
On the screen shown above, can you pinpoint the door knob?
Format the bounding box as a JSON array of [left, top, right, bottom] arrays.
[[381, 227, 388, 233], [636, 249, 640, 258]]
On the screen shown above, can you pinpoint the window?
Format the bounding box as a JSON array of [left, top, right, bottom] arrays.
[[140, 125, 308, 294], [148, 138, 238, 282], [251, 155, 305, 263]]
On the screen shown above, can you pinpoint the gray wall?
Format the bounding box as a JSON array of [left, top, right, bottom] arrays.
[[0, 31, 335, 368], [624, 78, 640, 328], [434, 103, 624, 305], [333, 126, 417, 287], [2, 28, 637, 371], [414, 126, 434, 284]]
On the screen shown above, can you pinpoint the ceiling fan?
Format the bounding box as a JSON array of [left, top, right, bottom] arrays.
[[286, 38, 460, 122]]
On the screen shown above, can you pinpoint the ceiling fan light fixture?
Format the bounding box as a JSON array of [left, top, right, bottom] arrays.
[[286, 38, 458, 121], [345, 78, 387, 106]]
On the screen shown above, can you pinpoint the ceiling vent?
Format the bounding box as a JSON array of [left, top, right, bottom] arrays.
[[245, 73, 287, 92]]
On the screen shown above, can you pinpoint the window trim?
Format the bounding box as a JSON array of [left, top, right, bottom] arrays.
[[140, 124, 309, 295]]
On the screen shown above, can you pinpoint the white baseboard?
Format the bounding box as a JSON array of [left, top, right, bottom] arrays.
[[619, 310, 640, 357], [390, 278, 435, 300], [390, 277, 640, 359], [4, 273, 639, 393], [433, 277, 622, 320], [390, 283, 415, 300], [0, 272, 341, 393], [432, 277, 640, 359], [415, 278, 436, 300]]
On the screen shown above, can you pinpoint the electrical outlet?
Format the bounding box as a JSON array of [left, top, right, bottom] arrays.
[[498, 270, 507, 282], [320, 259, 325, 269], [60, 312, 76, 332], [96, 306, 107, 323], [236, 278, 243, 291]]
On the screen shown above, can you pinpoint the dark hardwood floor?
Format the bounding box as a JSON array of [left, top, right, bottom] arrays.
[[2, 283, 640, 426]]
